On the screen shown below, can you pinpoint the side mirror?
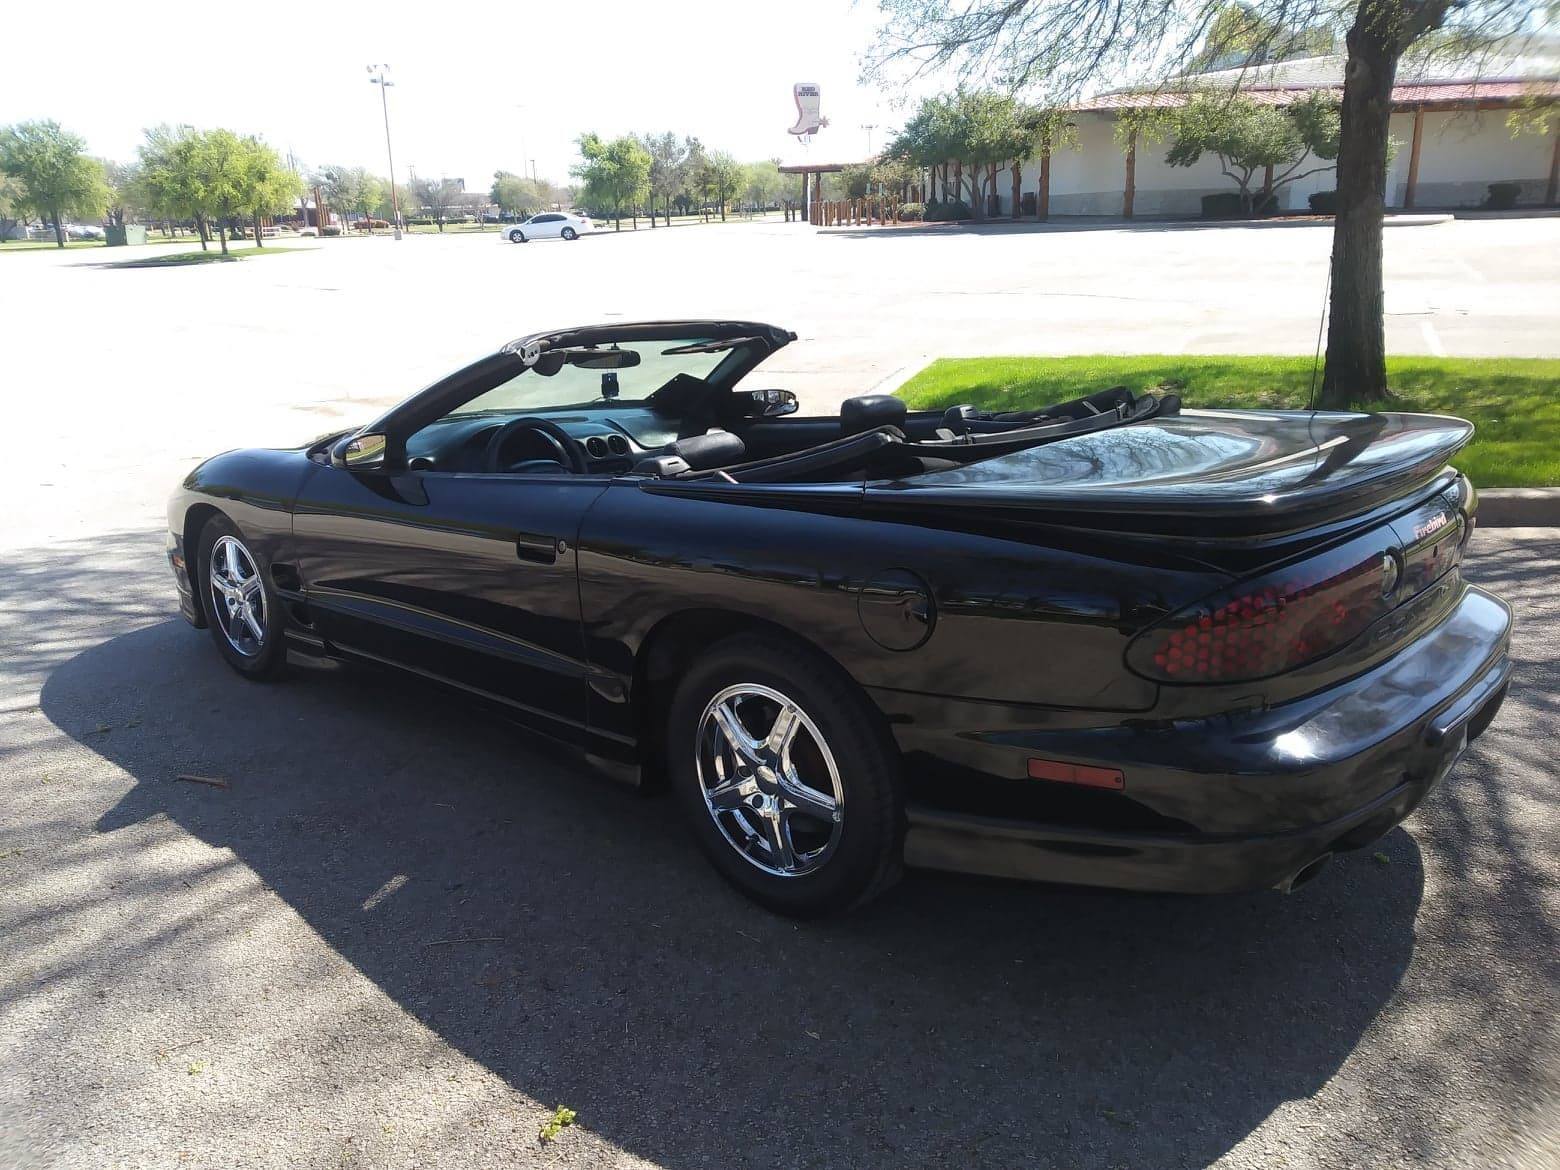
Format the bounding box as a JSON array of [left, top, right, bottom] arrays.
[[332, 432, 389, 471], [740, 388, 799, 418]]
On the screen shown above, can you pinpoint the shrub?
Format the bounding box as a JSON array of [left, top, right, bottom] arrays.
[[897, 202, 925, 221], [925, 199, 972, 221], [1485, 182, 1522, 210], [1308, 190, 1338, 213], [319, 225, 342, 237]]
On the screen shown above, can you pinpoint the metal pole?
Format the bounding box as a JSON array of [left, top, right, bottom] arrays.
[[369, 66, 403, 240]]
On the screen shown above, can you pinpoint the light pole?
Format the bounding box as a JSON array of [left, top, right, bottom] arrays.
[[861, 124, 878, 156], [367, 64, 403, 240]]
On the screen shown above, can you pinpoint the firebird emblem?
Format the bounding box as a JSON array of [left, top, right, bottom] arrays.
[[1414, 512, 1451, 541]]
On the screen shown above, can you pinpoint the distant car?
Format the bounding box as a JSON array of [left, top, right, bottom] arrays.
[[506, 211, 591, 243], [63, 224, 105, 241]]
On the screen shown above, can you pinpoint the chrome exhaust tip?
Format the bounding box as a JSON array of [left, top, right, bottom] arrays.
[[1275, 853, 1332, 894]]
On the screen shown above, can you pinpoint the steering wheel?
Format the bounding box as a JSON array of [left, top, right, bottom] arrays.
[[481, 417, 587, 474]]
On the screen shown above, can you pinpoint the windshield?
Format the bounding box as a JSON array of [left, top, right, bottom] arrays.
[[452, 339, 730, 415]]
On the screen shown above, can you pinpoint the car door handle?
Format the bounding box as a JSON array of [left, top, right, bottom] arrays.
[[515, 533, 559, 564]]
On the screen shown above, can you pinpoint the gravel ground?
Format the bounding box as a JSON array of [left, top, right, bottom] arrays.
[[1, 526, 1556, 1169]]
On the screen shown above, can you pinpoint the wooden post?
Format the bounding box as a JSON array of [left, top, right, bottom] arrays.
[[1123, 129, 1137, 219], [1404, 105, 1425, 209], [1039, 146, 1051, 221], [1546, 124, 1559, 206]]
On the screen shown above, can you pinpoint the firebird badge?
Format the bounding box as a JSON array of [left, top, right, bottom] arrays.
[[1414, 511, 1452, 542]]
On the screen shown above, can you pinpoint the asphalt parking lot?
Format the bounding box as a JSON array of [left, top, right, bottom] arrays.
[[1, 220, 1558, 1168]]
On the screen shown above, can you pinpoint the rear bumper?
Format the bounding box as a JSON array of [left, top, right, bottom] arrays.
[[882, 584, 1512, 893]]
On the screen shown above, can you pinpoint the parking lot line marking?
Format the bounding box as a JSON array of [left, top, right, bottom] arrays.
[[1421, 320, 1448, 358]]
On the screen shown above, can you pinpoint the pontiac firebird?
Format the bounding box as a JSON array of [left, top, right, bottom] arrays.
[[167, 320, 1512, 915]]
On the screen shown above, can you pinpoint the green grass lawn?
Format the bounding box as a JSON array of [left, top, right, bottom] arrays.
[[101, 245, 303, 269], [896, 355, 1560, 488], [0, 238, 108, 252]]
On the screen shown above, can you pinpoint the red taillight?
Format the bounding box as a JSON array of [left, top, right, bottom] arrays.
[[1128, 542, 1397, 684]]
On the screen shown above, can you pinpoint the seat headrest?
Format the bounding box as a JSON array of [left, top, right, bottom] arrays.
[[840, 394, 908, 437]]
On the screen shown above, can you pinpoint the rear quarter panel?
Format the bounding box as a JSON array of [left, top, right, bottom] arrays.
[[576, 481, 1230, 748]]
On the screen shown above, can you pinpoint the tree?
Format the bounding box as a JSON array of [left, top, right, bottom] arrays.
[[1165, 90, 1340, 211], [1187, 2, 1339, 72], [642, 132, 690, 226], [191, 129, 251, 254], [240, 140, 303, 245], [492, 170, 548, 219], [704, 151, 742, 220], [411, 177, 464, 230], [882, 91, 1035, 218], [573, 133, 651, 230], [743, 158, 783, 211], [100, 160, 143, 228], [0, 172, 21, 241], [136, 125, 208, 245], [679, 138, 709, 218], [865, 0, 1541, 405], [0, 120, 108, 248], [313, 165, 362, 226]]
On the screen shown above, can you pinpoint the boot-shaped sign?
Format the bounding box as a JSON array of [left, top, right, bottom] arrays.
[[788, 83, 827, 137]]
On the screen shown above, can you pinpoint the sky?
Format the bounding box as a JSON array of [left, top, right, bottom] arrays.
[[0, 0, 915, 188]]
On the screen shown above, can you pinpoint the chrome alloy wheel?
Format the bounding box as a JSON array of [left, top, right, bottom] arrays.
[[695, 683, 844, 877], [208, 535, 267, 657]]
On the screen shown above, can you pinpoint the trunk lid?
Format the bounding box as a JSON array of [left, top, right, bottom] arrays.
[[869, 409, 1473, 538]]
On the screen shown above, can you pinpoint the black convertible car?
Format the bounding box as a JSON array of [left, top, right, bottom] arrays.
[[168, 320, 1512, 915]]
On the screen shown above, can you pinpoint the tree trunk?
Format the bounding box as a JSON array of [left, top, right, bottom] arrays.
[[218, 223, 228, 255], [1319, 0, 1403, 408], [1039, 146, 1051, 221], [1011, 161, 1021, 220], [197, 216, 209, 251], [51, 212, 64, 249], [253, 213, 263, 247]]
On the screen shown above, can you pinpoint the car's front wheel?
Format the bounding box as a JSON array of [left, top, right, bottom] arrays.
[[197, 515, 286, 680], [508, 229, 526, 243], [667, 633, 903, 916], [561, 226, 578, 240]]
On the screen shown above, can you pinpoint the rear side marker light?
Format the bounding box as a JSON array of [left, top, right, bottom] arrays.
[[1028, 758, 1126, 790]]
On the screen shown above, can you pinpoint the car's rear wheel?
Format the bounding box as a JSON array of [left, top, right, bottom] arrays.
[[561, 226, 578, 240], [197, 515, 286, 680], [667, 633, 903, 916], [508, 229, 526, 243]]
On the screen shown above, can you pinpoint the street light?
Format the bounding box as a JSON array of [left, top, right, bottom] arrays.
[[861, 124, 878, 155], [367, 64, 403, 240]]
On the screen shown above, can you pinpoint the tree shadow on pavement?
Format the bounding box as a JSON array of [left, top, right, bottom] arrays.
[[15, 529, 1553, 1167]]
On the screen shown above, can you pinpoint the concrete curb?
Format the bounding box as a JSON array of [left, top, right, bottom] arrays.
[[1478, 488, 1560, 528]]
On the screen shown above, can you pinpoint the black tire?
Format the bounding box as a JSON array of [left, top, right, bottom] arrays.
[[509, 229, 527, 243], [196, 514, 287, 680], [561, 227, 578, 240], [667, 633, 903, 916]]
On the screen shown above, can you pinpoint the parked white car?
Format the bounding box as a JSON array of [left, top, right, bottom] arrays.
[[505, 211, 591, 243]]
